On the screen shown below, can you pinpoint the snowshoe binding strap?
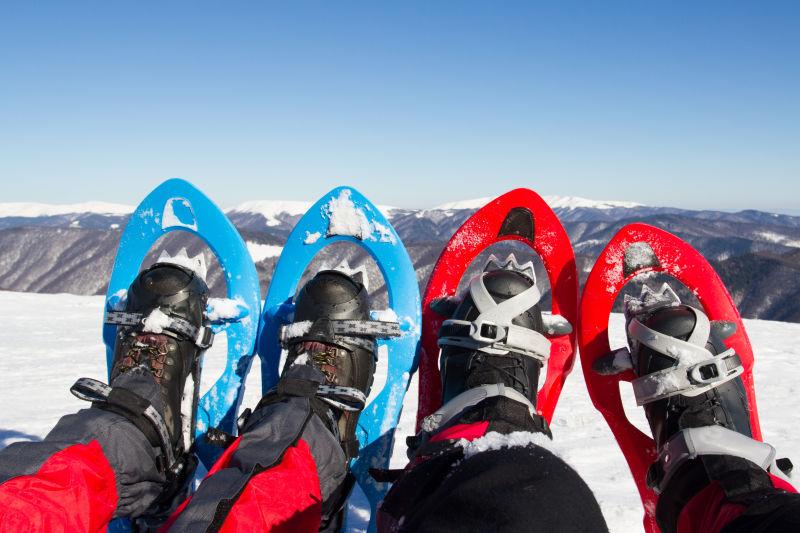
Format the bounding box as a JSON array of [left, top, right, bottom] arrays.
[[648, 425, 778, 494], [438, 269, 551, 361], [105, 310, 214, 349], [627, 305, 744, 405], [420, 383, 537, 434], [279, 317, 401, 354], [70, 377, 181, 475], [593, 284, 745, 405], [277, 376, 368, 412]]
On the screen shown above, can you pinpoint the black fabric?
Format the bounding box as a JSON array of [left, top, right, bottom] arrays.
[[656, 454, 800, 533], [721, 490, 800, 532], [655, 459, 711, 533], [381, 394, 604, 532], [95, 387, 162, 451], [407, 395, 551, 463], [380, 445, 608, 533]]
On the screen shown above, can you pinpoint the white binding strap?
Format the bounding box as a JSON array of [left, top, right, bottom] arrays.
[[628, 306, 744, 405], [438, 276, 552, 361], [420, 383, 536, 434], [654, 426, 776, 493]]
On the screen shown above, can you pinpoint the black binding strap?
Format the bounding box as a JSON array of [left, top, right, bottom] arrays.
[[71, 377, 178, 472], [105, 310, 214, 349]]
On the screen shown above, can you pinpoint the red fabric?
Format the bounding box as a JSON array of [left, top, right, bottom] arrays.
[[769, 473, 797, 493], [218, 438, 321, 533], [677, 481, 746, 533], [163, 438, 322, 533], [429, 421, 490, 443], [159, 437, 244, 532], [0, 440, 117, 533], [677, 474, 798, 533]]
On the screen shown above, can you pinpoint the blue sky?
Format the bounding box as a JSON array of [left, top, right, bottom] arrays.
[[1, 2, 797, 211]]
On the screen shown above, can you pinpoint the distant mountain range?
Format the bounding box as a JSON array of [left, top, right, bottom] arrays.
[[1, 196, 799, 323]]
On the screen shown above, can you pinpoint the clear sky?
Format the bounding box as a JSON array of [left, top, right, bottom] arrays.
[[1, 2, 797, 211]]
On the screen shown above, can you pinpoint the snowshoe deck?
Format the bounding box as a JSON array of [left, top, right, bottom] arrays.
[[416, 188, 579, 429], [257, 186, 421, 532], [578, 222, 761, 532], [103, 178, 261, 469]]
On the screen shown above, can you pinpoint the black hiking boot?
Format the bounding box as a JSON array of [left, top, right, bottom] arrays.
[[413, 256, 556, 443], [108, 262, 211, 453], [438, 261, 547, 406], [625, 289, 752, 451], [69, 260, 212, 518], [623, 284, 779, 532], [279, 270, 401, 460]]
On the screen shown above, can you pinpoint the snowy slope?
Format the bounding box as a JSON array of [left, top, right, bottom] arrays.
[[0, 291, 797, 532]]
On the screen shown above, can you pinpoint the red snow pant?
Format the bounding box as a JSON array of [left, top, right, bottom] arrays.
[[0, 364, 348, 533], [0, 438, 321, 533]]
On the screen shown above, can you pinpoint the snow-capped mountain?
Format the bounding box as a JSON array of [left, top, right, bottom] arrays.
[[2, 196, 800, 322], [433, 195, 643, 211], [0, 201, 134, 217]]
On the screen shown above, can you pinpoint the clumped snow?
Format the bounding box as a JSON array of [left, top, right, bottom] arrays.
[[283, 320, 313, 338], [541, 313, 573, 335], [458, 430, 553, 459], [161, 198, 197, 231], [1, 291, 797, 533], [205, 298, 247, 322], [623, 242, 658, 273], [322, 189, 396, 244], [156, 248, 208, 281], [142, 309, 172, 334], [325, 189, 373, 239], [108, 289, 128, 311], [371, 308, 399, 322], [372, 221, 397, 244], [304, 231, 322, 244]]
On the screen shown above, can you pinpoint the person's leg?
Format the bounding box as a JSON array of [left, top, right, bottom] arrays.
[[380, 258, 608, 532], [167, 270, 399, 532], [0, 262, 210, 530], [619, 284, 799, 533]]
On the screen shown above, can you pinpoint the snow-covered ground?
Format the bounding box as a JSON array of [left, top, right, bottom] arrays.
[[0, 290, 797, 532]]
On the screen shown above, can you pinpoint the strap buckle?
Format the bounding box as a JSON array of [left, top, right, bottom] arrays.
[[687, 351, 740, 385], [470, 319, 506, 344], [195, 326, 214, 349]]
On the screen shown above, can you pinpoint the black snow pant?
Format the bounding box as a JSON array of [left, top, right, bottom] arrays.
[[381, 443, 608, 532], [379, 395, 608, 532]]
